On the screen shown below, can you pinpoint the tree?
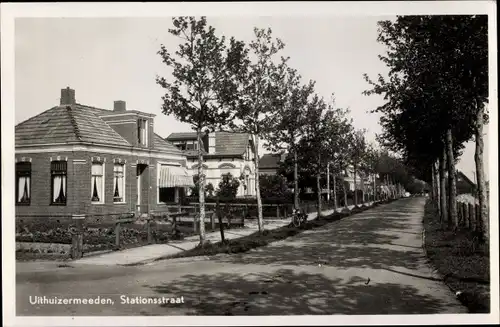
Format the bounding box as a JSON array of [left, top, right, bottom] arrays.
[[228, 27, 286, 233], [218, 173, 240, 199], [322, 102, 354, 210], [364, 16, 488, 234], [191, 174, 214, 198], [348, 129, 368, 206], [259, 174, 291, 200], [265, 64, 315, 210], [156, 16, 247, 245]]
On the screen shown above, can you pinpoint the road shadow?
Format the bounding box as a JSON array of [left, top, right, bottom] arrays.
[[208, 201, 427, 269], [149, 267, 462, 315]]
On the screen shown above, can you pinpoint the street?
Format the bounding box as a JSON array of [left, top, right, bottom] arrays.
[[16, 198, 467, 315]]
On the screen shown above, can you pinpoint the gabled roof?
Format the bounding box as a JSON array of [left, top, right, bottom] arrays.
[[259, 153, 282, 169], [15, 105, 130, 147], [166, 131, 251, 156], [167, 132, 199, 141], [16, 104, 182, 154], [153, 133, 184, 154], [456, 171, 476, 187], [215, 132, 250, 156]]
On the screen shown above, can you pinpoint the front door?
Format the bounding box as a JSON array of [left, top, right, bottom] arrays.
[[136, 167, 141, 214]]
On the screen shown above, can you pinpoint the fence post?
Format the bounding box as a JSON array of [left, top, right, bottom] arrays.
[[193, 214, 198, 233], [115, 221, 121, 249], [147, 215, 153, 244], [461, 203, 467, 228], [475, 203, 481, 234], [210, 211, 215, 231], [70, 215, 84, 260], [468, 203, 476, 232], [457, 202, 462, 226]]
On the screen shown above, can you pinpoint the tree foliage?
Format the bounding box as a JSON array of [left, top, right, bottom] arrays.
[[218, 173, 240, 199]]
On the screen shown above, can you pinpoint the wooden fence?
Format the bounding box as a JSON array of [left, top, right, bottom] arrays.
[[456, 201, 482, 232]]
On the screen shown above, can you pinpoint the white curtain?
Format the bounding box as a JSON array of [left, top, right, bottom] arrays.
[[114, 165, 124, 200], [62, 175, 66, 197], [92, 164, 103, 201], [53, 176, 62, 202], [117, 175, 124, 199], [18, 176, 30, 202]]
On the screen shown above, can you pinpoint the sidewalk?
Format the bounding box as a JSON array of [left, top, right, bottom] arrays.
[[74, 204, 361, 266]]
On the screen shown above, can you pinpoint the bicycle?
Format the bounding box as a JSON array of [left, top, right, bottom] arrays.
[[291, 208, 308, 228]]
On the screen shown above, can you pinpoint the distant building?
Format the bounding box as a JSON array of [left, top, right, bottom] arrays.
[[456, 171, 477, 195], [15, 87, 192, 219], [259, 153, 287, 176], [166, 131, 256, 197]]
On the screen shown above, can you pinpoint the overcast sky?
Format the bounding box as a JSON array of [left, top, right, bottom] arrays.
[[15, 16, 490, 182]]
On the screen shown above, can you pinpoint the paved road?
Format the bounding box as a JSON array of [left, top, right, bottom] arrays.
[[16, 197, 467, 315]]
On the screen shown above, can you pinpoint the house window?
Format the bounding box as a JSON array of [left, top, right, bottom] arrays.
[[138, 119, 148, 146], [16, 162, 31, 205], [91, 162, 105, 203], [51, 161, 67, 205], [113, 164, 125, 203], [159, 187, 176, 203]]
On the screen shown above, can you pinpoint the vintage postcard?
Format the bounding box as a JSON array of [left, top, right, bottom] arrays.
[[1, 1, 498, 326]]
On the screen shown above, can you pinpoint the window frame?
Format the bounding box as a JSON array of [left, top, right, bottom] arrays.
[[113, 163, 126, 204], [91, 162, 105, 204], [50, 160, 68, 206], [137, 118, 148, 147], [15, 162, 31, 206]]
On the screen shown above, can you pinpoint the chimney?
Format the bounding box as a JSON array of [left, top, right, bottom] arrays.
[[60, 87, 76, 105], [114, 100, 126, 112]]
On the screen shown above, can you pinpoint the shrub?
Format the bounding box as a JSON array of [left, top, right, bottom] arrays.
[[218, 173, 240, 199]]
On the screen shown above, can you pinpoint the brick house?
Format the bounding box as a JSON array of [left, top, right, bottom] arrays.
[[15, 87, 193, 219], [166, 131, 256, 197]]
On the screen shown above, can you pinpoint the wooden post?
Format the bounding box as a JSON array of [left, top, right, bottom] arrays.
[[115, 222, 121, 249], [468, 203, 476, 232], [210, 210, 215, 231], [216, 197, 225, 242], [147, 216, 152, 244], [70, 218, 84, 260], [276, 205, 280, 219], [475, 203, 482, 234], [457, 202, 462, 226]]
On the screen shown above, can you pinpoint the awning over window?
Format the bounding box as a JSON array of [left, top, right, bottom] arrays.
[[158, 165, 194, 188]]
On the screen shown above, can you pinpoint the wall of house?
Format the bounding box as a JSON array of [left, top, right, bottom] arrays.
[[101, 113, 155, 149], [15, 151, 185, 220], [188, 157, 256, 197]]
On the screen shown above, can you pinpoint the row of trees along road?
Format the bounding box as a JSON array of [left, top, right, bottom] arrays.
[[363, 15, 489, 242], [157, 16, 417, 246]]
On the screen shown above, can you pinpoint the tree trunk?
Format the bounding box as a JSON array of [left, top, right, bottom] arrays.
[[475, 105, 488, 243], [333, 174, 337, 210], [439, 147, 448, 226], [253, 136, 264, 232], [373, 173, 376, 202], [446, 128, 458, 228], [327, 163, 331, 204], [316, 171, 322, 219], [342, 175, 348, 209], [293, 148, 300, 210], [353, 164, 358, 206], [197, 128, 206, 245], [434, 160, 441, 216]]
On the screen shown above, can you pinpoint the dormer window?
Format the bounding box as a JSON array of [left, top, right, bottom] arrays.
[[138, 119, 148, 146]]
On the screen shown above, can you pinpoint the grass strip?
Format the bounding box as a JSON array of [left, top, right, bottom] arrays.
[[422, 200, 490, 313]]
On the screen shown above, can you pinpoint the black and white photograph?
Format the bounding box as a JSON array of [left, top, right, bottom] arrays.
[[1, 2, 498, 326]]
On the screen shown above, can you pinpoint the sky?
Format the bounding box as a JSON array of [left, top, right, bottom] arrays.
[[14, 16, 490, 182]]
